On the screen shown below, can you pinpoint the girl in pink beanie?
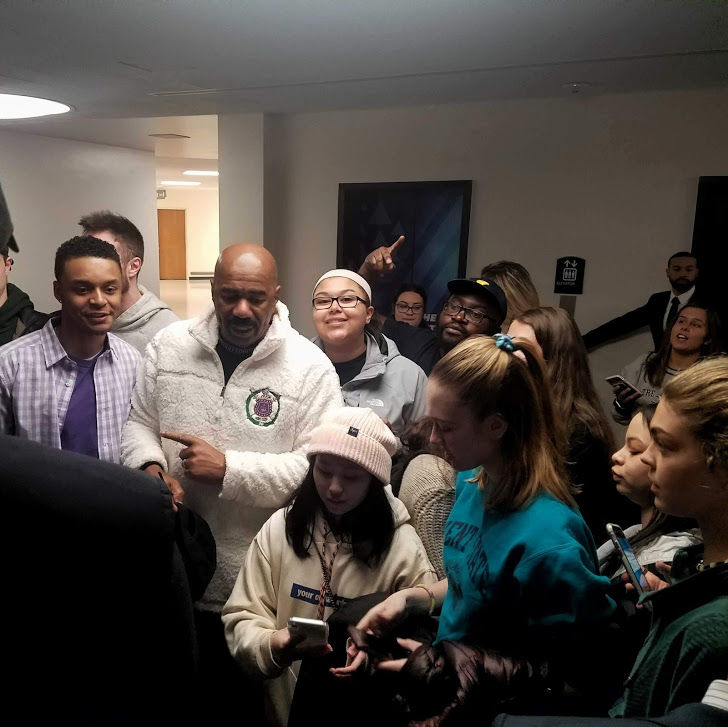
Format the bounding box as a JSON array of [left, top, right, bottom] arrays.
[[222, 406, 435, 727]]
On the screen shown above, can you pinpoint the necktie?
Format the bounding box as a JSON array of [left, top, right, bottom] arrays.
[[665, 296, 680, 332]]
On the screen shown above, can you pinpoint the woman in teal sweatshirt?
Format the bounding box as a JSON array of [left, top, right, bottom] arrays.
[[334, 333, 617, 720]]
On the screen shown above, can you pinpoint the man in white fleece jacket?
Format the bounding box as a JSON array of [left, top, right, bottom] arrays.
[[121, 243, 342, 719]]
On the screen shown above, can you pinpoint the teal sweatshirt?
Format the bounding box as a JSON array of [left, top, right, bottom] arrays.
[[437, 469, 615, 659]]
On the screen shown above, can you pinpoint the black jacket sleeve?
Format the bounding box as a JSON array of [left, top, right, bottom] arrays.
[[582, 301, 653, 351]]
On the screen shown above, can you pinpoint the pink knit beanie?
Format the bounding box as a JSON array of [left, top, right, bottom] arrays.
[[307, 407, 397, 485]]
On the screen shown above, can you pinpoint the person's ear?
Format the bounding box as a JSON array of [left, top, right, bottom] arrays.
[[489, 413, 508, 440], [53, 280, 61, 304], [127, 256, 142, 281], [274, 284, 281, 302], [365, 305, 374, 325]]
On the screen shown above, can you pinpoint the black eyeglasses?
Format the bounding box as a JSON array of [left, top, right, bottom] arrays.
[[312, 295, 368, 310], [395, 301, 424, 313], [442, 300, 493, 325]]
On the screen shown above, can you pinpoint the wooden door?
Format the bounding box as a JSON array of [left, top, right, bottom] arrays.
[[157, 209, 186, 279]]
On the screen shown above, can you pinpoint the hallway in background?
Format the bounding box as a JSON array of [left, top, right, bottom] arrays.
[[159, 279, 211, 320]]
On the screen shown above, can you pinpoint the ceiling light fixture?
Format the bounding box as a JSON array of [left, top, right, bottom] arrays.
[[160, 180, 201, 186], [562, 82, 593, 94], [0, 93, 71, 119], [183, 170, 219, 176]]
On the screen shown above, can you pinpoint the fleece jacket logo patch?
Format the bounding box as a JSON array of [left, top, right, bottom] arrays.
[[246, 387, 281, 427]]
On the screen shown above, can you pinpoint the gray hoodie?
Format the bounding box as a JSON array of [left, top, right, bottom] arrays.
[[111, 285, 179, 354], [313, 330, 428, 436]]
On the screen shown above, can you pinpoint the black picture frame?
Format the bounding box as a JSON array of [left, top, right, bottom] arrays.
[[336, 180, 472, 324]]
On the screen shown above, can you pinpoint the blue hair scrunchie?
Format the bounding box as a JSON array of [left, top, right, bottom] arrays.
[[493, 333, 515, 353]]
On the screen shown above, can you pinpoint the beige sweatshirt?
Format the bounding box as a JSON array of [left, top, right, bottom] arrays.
[[222, 488, 437, 727]]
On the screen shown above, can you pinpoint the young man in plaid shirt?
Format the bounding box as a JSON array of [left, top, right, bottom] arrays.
[[0, 235, 140, 462]]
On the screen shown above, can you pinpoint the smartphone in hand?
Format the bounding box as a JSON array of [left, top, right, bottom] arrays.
[[288, 617, 329, 649], [606, 523, 650, 595], [605, 375, 643, 399]]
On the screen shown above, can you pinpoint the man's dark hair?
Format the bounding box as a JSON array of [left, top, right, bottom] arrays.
[[79, 211, 144, 263], [667, 251, 698, 266], [54, 236, 122, 281]]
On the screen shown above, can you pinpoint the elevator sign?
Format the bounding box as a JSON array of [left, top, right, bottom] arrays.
[[554, 256, 585, 295]]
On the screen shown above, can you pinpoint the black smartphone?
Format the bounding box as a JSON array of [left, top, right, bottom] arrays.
[[606, 523, 650, 595], [605, 375, 643, 399]]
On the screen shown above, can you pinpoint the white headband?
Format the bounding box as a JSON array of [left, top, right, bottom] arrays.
[[313, 269, 372, 302]]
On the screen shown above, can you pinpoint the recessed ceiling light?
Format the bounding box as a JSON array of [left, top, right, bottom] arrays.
[[160, 180, 200, 186], [149, 133, 190, 139], [183, 170, 219, 177], [562, 82, 593, 94], [0, 93, 71, 119]]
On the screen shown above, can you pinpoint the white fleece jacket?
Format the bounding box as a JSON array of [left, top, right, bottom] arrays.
[[222, 488, 437, 727], [121, 302, 343, 610]]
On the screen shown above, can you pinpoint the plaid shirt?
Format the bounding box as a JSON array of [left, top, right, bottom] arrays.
[[0, 318, 140, 462]]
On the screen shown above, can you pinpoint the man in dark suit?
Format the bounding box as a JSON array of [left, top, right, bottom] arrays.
[[583, 252, 699, 351]]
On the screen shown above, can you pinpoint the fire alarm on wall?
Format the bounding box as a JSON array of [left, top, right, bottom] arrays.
[[157, 189, 166, 199]]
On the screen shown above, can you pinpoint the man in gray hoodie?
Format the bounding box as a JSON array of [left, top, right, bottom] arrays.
[[79, 211, 178, 353]]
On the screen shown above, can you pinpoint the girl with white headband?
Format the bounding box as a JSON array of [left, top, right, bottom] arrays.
[[311, 268, 427, 437]]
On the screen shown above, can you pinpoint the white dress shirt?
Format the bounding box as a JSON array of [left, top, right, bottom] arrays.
[[662, 285, 695, 329]]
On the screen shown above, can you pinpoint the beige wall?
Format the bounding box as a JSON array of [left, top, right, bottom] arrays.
[[157, 187, 220, 276], [0, 128, 158, 312], [256, 88, 728, 424], [219, 112, 264, 248]]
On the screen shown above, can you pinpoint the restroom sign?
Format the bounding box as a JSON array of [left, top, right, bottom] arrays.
[[554, 256, 585, 294]]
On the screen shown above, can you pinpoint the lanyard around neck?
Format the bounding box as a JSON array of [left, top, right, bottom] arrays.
[[316, 525, 343, 620]]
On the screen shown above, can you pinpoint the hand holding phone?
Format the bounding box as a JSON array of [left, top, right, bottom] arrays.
[[606, 523, 650, 595], [271, 618, 332, 666], [605, 375, 643, 400], [287, 616, 329, 648]]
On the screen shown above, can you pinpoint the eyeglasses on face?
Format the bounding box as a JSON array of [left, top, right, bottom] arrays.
[[442, 300, 492, 325], [312, 294, 367, 310], [395, 301, 424, 313]]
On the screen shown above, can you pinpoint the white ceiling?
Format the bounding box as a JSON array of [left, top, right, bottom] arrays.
[[0, 0, 726, 151]]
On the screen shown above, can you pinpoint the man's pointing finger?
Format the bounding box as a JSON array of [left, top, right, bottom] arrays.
[[161, 431, 198, 446]]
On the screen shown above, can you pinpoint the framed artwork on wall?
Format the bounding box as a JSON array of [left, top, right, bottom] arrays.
[[337, 180, 472, 326]]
